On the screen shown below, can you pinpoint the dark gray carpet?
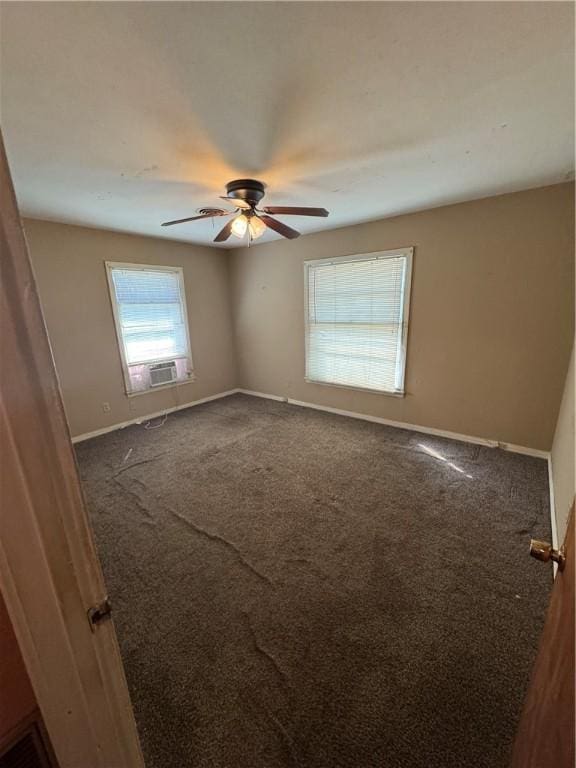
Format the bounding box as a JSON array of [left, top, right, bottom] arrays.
[[76, 393, 552, 768]]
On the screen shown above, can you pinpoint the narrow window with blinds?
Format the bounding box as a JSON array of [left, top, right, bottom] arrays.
[[105, 262, 193, 395], [304, 248, 413, 395]]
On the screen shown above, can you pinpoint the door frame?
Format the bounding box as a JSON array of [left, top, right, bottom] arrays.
[[0, 134, 144, 767]]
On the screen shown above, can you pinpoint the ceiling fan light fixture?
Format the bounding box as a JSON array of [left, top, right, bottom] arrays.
[[161, 178, 328, 242], [248, 216, 266, 240], [231, 213, 248, 238]]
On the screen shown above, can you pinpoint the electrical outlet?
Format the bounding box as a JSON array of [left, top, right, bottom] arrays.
[[102, 402, 111, 413]]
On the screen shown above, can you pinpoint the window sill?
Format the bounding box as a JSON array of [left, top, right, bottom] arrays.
[[304, 378, 405, 398], [126, 376, 196, 398]]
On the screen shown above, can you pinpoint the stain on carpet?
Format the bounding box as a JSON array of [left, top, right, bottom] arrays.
[[76, 394, 552, 768]]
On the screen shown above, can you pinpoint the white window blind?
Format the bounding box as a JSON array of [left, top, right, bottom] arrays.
[[305, 249, 412, 394], [106, 263, 193, 394]]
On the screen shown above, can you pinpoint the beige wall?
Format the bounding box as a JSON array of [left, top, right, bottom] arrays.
[[25, 183, 574, 449], [551, 345, 575, 543], [24, 219, 237, 437], [230, 184, 575, 451]]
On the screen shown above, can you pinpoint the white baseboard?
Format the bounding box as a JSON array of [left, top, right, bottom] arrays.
[[237, 388, 550, 460], [71, 389, 240, 443], [547, 456, 559, 578], [74, 386, 552, 460], [236, 388, 286, 403]]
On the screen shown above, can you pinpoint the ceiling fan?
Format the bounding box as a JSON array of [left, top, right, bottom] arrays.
[[161, 179, 329, 243]]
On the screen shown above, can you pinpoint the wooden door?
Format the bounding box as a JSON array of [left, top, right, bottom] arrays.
[[510, 506, 575, 767], [0, 134, 144, 767]]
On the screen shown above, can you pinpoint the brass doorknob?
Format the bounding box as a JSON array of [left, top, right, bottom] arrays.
[[529, 539, 566, 571]]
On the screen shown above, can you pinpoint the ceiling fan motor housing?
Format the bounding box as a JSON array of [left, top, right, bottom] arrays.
[[226, 179, 266, 206]]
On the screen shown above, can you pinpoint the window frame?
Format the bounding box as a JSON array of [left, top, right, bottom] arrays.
[[105, 261, 194, 397], [303, 247, 413, 397]]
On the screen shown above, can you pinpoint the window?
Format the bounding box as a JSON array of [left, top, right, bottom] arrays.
[[304, 248, 413, 395], [105, 262, 193, 395]]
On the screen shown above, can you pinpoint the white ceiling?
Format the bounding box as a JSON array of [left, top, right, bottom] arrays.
[[1, 2, 574, 248]]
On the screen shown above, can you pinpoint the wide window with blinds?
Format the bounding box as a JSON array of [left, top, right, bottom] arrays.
[[304, 248, 413, 395], [106, 262, 193, 395]]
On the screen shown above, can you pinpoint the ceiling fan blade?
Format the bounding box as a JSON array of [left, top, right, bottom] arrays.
[[259, 214, 300, 240], [161, 211, 230, 227], [219, 196, 252, 210], [214, 218, 236, 243], [261, 206, 329, 217]]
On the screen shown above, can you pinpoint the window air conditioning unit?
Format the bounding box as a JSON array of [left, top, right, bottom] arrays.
[[149, 361, 177, 387]]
